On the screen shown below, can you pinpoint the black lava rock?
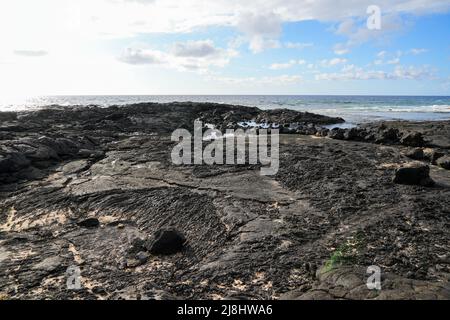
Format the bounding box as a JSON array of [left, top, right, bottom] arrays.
[[400, 132, 425, 147], [328, 128, 345, 140], [393, 163, 435, 187], [77, 218, 100, 228]]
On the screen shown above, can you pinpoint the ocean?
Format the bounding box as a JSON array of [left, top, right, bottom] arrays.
[[1, 95, 450, 125]]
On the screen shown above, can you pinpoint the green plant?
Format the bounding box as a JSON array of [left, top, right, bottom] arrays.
[[323, 234, 365, 272]]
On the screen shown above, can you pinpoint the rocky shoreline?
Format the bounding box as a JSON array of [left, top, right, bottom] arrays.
[[1, 102, 449, 300]]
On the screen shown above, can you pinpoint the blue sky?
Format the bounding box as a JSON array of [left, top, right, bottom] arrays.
[[0, 0, 449, 97]]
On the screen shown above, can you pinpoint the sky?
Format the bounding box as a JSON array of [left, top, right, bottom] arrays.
[[0, 0, 450, 97]]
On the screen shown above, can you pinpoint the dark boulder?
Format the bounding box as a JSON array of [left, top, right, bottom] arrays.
[[146, 229, 186, 255], [400, 132, 425, 147], [393, 163, 434, 187]]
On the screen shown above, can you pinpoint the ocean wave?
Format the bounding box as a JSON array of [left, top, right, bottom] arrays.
[[315, 105, 450, 113]]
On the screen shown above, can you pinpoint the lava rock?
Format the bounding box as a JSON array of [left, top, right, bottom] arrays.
[[128, 238, 146, 255], [146, 229, 186, 255], [31, 256, 63, 272], [393, 163, 435, 187], [77, 218, 100, 228], [375, 128, 400, 144], [0, 152, 31, 174], [400, 132, 425, 147], [343, 128, 360, 140], [436, 156, 450, 170], [405, 148, 424, 160], [328, 128, 345, 140], [62, 160, 89, 175], [136, 251, 150, 264], [78, 149, 105, 159], [316, 128, 329, 137], [424, 149, 445, 165]]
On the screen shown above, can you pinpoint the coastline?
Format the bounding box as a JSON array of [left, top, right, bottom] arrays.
[[0, 102, 449, 300]]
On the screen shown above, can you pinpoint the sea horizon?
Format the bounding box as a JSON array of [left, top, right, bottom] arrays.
[[2, 94, 450, 124]]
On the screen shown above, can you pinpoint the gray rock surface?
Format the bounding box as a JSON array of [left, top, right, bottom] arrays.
[[0, 103, 449, 300]]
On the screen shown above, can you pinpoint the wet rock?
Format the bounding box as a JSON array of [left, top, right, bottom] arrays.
[[146, 229, 186, 255], [393, 163, 435, 187], [400, 132, 425, 147], [405, 148, 424, 160], [437, 156, 450, 170], [77, 218, 100, 228]]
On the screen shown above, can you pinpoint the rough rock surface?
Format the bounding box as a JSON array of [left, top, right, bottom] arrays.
[[393, 163, 435, 187], [0, 103, 449, 300], [437, 156, 450, 170]]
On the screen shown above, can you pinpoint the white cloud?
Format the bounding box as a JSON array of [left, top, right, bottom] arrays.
[[315, 64, 436, 81], [285, 42, 313, 49], [171, 40, 219, 58], [377, 51, 387, 58], [214, 74, 302, 85], [118, 48, 165, 65], [410, 48, 428, 55], [236, 11, 282, 53], [2, 0, 448, 55], [333, 44, 350, 55], [119, 40, 237, 71], [320, 58, 347, 67], [14, 50, 48, 57], [387, 57, 401, 64], [269, 59, 306, 70], [391, 65, 436, 80]]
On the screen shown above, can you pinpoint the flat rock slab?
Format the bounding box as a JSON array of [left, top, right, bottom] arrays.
[[61, 160, 90, 175], [281, 266, 450, 300]]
